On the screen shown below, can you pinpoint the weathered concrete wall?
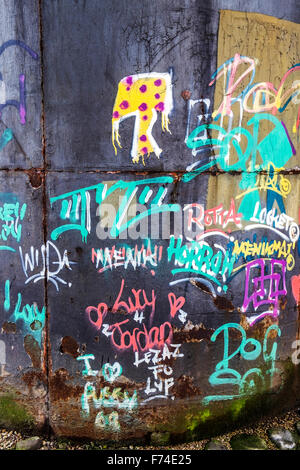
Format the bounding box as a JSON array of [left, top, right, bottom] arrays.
[[0, 0, 299, 443]]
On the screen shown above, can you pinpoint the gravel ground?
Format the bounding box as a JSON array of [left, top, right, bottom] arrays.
[[0, 407, 299, 450]]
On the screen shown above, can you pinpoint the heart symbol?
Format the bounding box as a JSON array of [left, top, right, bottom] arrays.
[[102, 362, 122, 383], [168, 292, 186, 318], [291, 275, 300, 303], [86, 303, 107, 330]]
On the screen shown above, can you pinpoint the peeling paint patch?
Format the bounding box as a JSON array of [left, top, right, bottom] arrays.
[[181, 90, 191, 101], [26, 168, 43, 188], [240, 314, 279, 340], [1, 321, 17, 334], [49, 369, 82, 402], [24, 334, 42, 369], [173, 320, 215, 343], [190, 279, 234, 311], [59, 336, 80, 359], [213, 295, 234, 312], [22, 370, 46, 389], [172, 375, 201, 399]]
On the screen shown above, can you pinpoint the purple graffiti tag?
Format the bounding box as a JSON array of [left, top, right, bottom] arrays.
[[281, 121, 296, 156], [0, 40, 38, 125], [242, 258, 287, 324]]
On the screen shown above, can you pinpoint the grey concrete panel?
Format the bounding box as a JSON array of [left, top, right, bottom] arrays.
[[0, 0, 42, 169], [42, 0, 219, 171], [46, 169, 299, 438], [0, 171, 46, 429]]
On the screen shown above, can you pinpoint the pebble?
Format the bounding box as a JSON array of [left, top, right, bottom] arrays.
[[16, 437, 43, 451], [268, 428, 297, 450], [150, 432, 171, 446], [204, 439, 228, 450], [230, 433, 268, 450]]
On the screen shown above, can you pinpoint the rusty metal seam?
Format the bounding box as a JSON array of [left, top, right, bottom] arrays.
[[38, 0, 51, 437]]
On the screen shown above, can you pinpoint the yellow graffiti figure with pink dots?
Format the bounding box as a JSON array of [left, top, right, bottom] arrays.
[[112, 72, 173, 164]]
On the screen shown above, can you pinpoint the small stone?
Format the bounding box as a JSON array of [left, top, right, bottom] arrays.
[[268, 428, 297, 450], [230, 433, 268, 450], [16, 437, 42, 451], [204, 439, 228, 450], [150, 432, 171, 446], [296, 422, 300, 435]]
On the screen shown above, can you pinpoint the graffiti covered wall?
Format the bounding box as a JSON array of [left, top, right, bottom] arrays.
[[0, 0, 300, 442]]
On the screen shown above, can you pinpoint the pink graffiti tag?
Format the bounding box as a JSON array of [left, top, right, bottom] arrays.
[[242, 258, 287, 324], [209, 53, 257, 119]]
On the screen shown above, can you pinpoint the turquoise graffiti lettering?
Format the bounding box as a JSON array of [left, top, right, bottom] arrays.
[[4, 280, 45, 345], [202, 323, 281, 404], [77, 354, 123, 383], [81, 382, 138, 415], [167, 235, 235, 292], [95, 410, 120, 431], [77, 354, 98, 376], [0, 129, 13, 151], [0, 198, 26, 250], [184, 114, 294, 219], [50, 176, 180, 242], [77, 354, 137, 418]]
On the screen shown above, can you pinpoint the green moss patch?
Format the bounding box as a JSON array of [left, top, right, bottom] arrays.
[[0, 394, 34, 431]]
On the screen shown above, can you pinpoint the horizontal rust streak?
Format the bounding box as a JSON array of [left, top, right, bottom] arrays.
[[173, 321, 215, 343], [0, 168, 299, 175]]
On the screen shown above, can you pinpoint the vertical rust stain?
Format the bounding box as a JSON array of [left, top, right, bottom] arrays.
[[24, 334, 42, 369], [38, 0, 51, 437]]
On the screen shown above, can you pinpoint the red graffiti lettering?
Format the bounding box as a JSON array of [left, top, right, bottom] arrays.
[[109, 319, 173, 352]]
